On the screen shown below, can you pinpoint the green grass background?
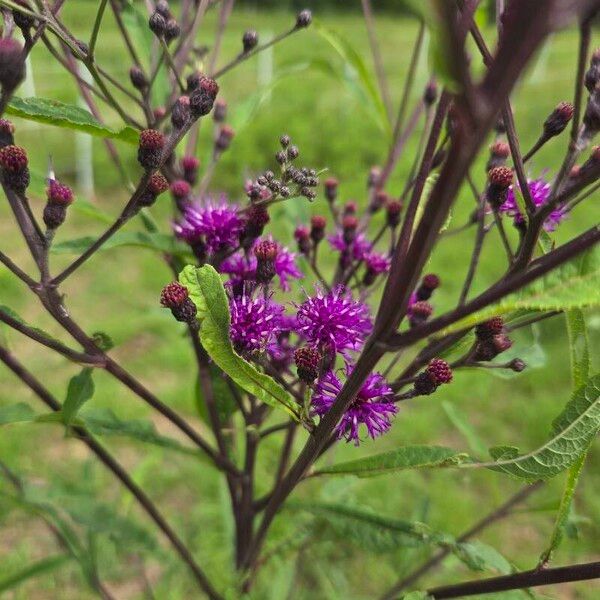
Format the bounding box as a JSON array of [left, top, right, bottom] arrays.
[[0, 3, 599, 599]]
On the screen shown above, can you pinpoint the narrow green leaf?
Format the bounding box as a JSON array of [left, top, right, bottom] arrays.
[[62, 368, 94, 425], [0, 402, 35, 425], [6, 97, 138, 144], [51, 232, 190, 257], [179, 265, 299, 420], [313, 445, 469, 477], [538, 309, 590, 565], [400, 593, 432, 600], [0, 554, 70, 593], [80, 408, 199, 455], [313, 21, 390, 133], [437, 245, 600, 335]]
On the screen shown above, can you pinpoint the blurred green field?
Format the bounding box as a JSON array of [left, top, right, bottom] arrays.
[[0, 3, 599, 599]]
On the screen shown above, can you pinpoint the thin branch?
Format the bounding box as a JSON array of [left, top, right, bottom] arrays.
[[88, 0, 108, 58]]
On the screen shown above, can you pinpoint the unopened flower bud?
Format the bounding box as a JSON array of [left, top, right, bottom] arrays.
[[0, 145, 29, 192], [294, 225, 311, 255], [342, 215, 358, 244], [170, 179, 191, 203], [155, 0, 171, 17], [386, 200, 402, 227], [287, 145, 299, 160], [213, 99, 227, 122], [189, 76, 219, 118], [416, 273, 440, 301], [295, 9, 312, 28], [138, 129, 166, 170], [486, 166, 513, 209], [241, 204, 270, 246], [129, 65, 148, 91], [543, 101, 574, 138], [171, 95, 191, 129], [0, 38, 25, 92], [280, 134, 290, 148], [149, 12, 166, 37], [294, 346, 321, 385], [582, 92, 600, 135], [423, 80, 437, 105], [310, 215, 326, 244], [139, 172, 168, 207], [408, 300, 433, 328], [414, 358, 452, 395], [254, 240, 278, 284], [370, 190, 388, 213], [43, 179, 74, 229], [164, 18, 180, 44], [153, 106, 166, 122], [509, 358, 526, 372], [0, 118, 15, 147], [324, 177, 338, 202], [486, 141, 510, 171], [160, 282, 197, 324], [475, 316, 505, 340], [242, 30, 258, 53], [181, 155, 200, 185], [215, 125, 235, 153]]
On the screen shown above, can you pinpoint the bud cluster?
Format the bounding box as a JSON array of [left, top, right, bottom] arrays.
[[413, 358, 453, 396], [149, 1, 180, 44], [473, 317, 514, 362]]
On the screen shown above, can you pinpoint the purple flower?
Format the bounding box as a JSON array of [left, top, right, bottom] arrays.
[[229, 293, 284, 356], [220, 237, 302, 291], [500, 177, 567, 232], [311, 368, 397, 445], [295, 286, 372, 357], [328, 230, 372, 262], [174, 195, 244, 252], [364, 252, 391, 274]]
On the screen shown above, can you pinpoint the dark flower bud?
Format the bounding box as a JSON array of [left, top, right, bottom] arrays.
[[543, 101, 574, 138], [213, 99, 227, 122], [490, 141, 510, 158], [241, 204, 270, 246], [170, 179, 191, 203], [153, 106, 166, 122], [280, 134, 290, 148], [492, 333, 513, 354], [149, 12, 167, 37], [242, 30, 259, 53], [139, 172, 168, 207], [344, 201, 357, 215], [509, 358, 526, 372], [129, 65, 148, 91], [342, 215, 358, 244], [43, 179, 74, 229], [171, 95, 190, 129], [280, 185, 290, 197], [416, 273, 440, 301], [296, 9, 312, 28], [186, 70, 202, 92], [423, 80, 437, 105], [275, 150, 287, 165], [582, 92, 600, 135], [138, 129, 166, 170], [181, 155, 200, 185], [160, 282, 197, 324], [164, 18, 181, 44], [294, 346, 321, 385], [474, 330, 512, 362], [13, 0, 36, 31], [215, 125, 235, 153], [0, 144, 29, 192], [386, 200, 403, 227], [475, 316, 504, 340], [369, 190, 388, 213], [0, 38, 26, 92], [301, 187, 316, 200], [189, 76, 219, 118], [0, 118, 15, 147], [323, 177, 338, 203], [408, 300, 433, 328], [254, 240, 278, 284], [414, 358, 452, 395], [584, 49, 600, 92], [486, 166, 513, 209], [155, 0, 171, 18], [310, 215, 326, 244], [287, 145, 299, 160], [294, 225, 311, 255]]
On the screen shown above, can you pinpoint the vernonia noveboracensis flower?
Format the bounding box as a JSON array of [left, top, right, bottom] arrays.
[[43, 179, 74, 230], [0, 144, 29, 192], [311, 367, 396, 445], [160, 282, 197, 325]]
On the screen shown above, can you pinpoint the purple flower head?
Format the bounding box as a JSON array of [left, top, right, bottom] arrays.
[[220, 237, 302, 291], [365, 252, 391, 274], [174, 195, 244, 252], [229, 293, 284, 356], [295, 286, 372, 357], [328, 230, 372, 262], [500, 177, 567, 232], [311, 368, 397, 445]]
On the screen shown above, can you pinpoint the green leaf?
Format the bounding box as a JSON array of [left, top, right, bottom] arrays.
[[62, 368, 94, 425], [478, 374, 600, 480], [290, 502, 506, 572], [179, 265, 299, 420], [437, 246, 600, 335], [312, 445, 469, 477], [80, 408, 199, 455], [400, 593, 432, 600], [0, 554, 70, 593], [0, 402, 35, 425], [51, 232, 190, 257], [538, 310, 590, 565], [313, 21, 390, 133], [6, 97, 138, 144]]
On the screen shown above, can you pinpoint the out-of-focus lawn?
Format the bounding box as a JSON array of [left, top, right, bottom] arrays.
[[0, 3, 599, 599]]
